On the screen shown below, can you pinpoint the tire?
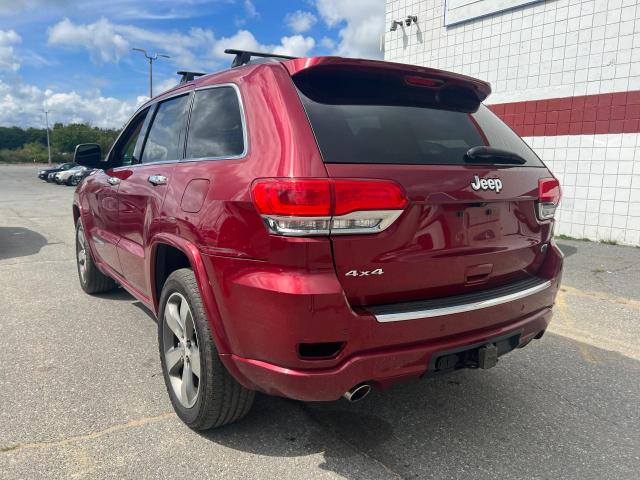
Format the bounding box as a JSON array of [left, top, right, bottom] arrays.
[[75, 221, 116, 294], [158, 268, 254, 430], [68, 177, 78, 186]]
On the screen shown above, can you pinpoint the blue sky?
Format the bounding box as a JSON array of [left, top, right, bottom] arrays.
[[0, 0, 384, 128]]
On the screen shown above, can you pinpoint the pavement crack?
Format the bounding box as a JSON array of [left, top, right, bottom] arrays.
[[1, 412, 176, 455]]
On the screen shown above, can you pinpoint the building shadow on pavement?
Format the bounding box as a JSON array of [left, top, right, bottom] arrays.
[[0, 226, 49, 260]]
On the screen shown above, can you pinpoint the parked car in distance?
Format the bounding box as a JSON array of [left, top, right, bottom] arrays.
[[54, 165, 87, 185], [68, 167, 94, 186], [38, 162, 76, 182], [72, 50, 563, 431]]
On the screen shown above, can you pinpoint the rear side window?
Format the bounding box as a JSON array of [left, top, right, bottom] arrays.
[[185, 87, 245, 159], [141, 94, 190, 164], [294, 69, 543, 167]]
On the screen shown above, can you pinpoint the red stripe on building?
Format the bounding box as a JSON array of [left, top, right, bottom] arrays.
[[488, 91, 640, 137]]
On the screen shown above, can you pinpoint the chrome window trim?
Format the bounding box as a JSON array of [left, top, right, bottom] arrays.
[[181, 83, 249, 163], [373, 280, 552, 323], [110, 159, 180, 171]]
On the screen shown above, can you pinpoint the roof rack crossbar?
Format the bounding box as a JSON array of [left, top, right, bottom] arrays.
[[224, 49, 297, 68], [177, 71, 206, 84]]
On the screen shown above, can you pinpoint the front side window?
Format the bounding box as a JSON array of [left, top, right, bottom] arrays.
[[185, 87, 245, 159], [141, 95, 190, 164], [110, 108, 150, 167], [120, 121, 143, 166]]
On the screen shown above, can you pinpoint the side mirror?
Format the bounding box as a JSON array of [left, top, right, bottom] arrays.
[[73, 143, 102, 168]]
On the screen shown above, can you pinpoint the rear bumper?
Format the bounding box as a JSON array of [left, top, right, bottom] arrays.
[[223, 306, 552, 401], [204, 241, 563, 401]]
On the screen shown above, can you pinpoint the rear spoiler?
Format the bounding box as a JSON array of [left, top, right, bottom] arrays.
[[282, 56, 491, 104]]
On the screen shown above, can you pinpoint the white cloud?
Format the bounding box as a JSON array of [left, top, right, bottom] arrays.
[[244, 0, 258, 18], [315, 0, 384, 59], [118, 24, 215, 69], [0, 29, 22, 71], [276, 35, 316, 57], [211, 30, 315, 59], [320, 36, 336, 50], [107, 6, 198, 21], [284, 10, 317, 34], [46, 17, 315, 71], [48, 18, 128, 64], [0, 0, 68, 15], [48, 18, 216, 70], [0, 79, 139, 129], [0, 0, 207, 18], [154, 77, 179, 96], [235, 0, 259, 27], [0, 0, 25, 14]]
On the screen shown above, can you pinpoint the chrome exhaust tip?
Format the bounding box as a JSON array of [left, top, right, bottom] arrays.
[[343, 383, 371, 403]]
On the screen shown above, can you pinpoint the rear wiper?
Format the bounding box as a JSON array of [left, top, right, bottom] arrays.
[[464, 146, 527, 165]]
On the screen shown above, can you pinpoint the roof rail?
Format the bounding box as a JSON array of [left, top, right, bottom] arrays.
[[224, 49, 297, 68], [177, 71, 206, 84]]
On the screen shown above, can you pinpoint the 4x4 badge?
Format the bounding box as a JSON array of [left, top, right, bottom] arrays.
[[345, 269, 384, 277], [471, 175, 503, 193]]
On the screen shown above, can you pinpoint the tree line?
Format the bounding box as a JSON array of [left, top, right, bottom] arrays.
[[0, 123, 120, 164]]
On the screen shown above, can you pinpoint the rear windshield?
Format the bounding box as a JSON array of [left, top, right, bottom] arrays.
[[294, 69, 543, 167]]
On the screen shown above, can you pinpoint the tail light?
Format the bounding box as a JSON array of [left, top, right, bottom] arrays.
[[251, 178, 408, 236], [537, 178, 561, 220]]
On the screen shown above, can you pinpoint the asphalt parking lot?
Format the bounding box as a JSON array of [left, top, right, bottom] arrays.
[[1, 163, 639, 479]]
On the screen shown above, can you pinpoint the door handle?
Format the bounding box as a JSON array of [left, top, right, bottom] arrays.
[[148, 175, 168, 186], [107, 177, 120, 185]]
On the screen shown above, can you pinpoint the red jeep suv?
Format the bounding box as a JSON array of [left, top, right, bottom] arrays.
[[72, 50, 563, 430]]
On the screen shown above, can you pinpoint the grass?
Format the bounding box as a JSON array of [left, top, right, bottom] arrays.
[[555, 234, 591, 242], [555, 234, 621, 246]]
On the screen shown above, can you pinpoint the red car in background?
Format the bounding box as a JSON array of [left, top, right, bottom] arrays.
[[72, 50, 563, 430]]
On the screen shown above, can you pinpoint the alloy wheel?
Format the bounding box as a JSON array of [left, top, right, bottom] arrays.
[[76, 226, 88, 284], [163, 292, 201, 408]]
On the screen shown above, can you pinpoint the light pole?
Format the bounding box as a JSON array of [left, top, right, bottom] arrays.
[[132, 48, 170, 98], [43, 109, 52, 166]]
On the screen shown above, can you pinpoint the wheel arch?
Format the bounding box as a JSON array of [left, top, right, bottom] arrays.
[[72, 204, 81, 226], [150, 234, 231, 354]]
